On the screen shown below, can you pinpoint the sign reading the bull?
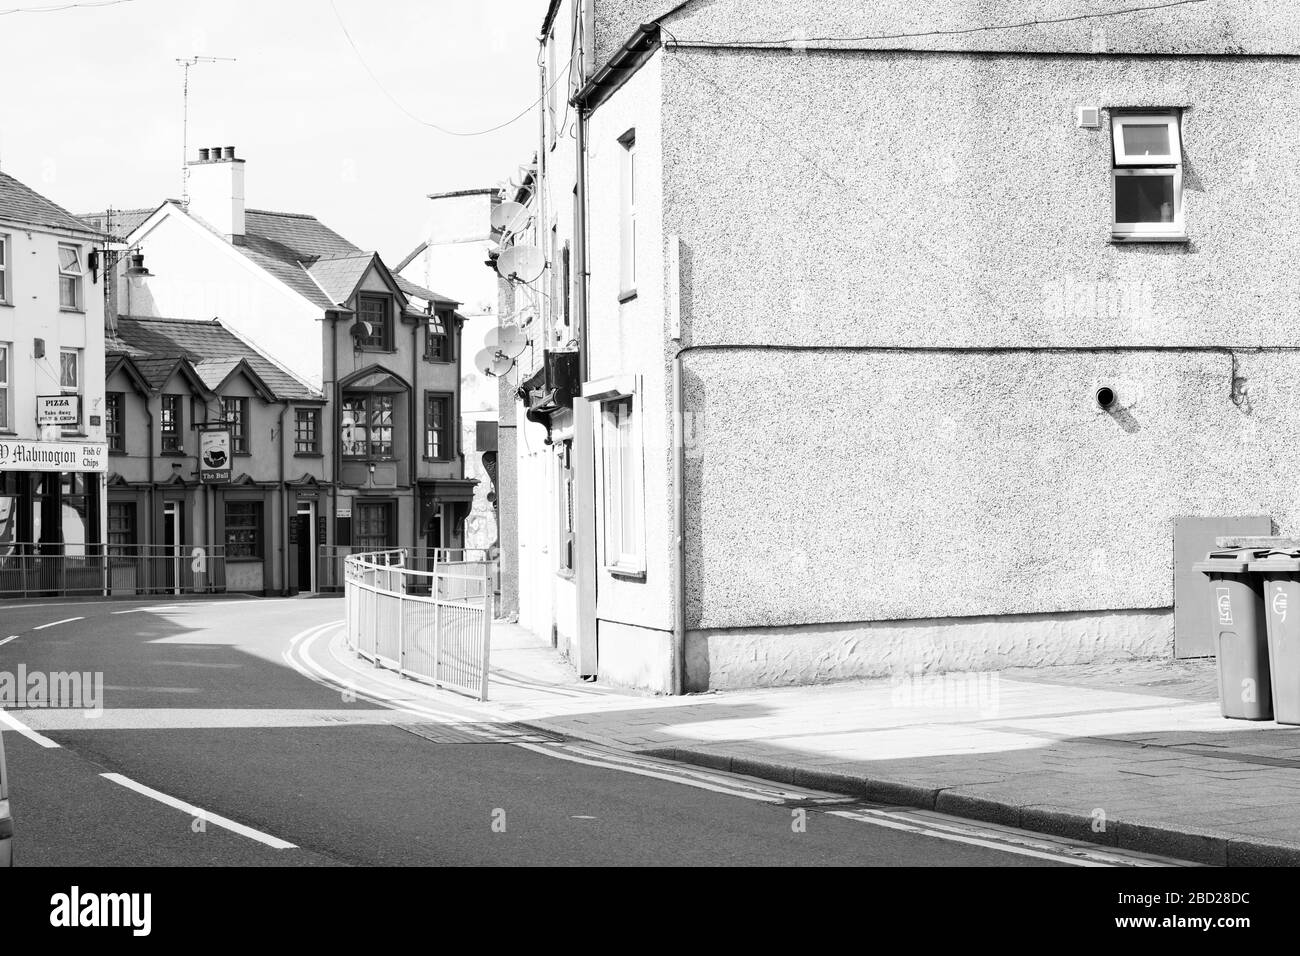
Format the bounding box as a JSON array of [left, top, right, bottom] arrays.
[[199, 428, 232, 484]]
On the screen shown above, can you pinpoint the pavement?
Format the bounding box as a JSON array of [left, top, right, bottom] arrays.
[[317, 617, 1300, 867]]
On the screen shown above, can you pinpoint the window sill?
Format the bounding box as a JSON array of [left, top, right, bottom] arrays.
[[160, 450, 187, 457], [108, 449, 126, 456], [225, 556, 264, 564], [0, 301, 13, 308], [59, 308, 86, 315], [423, 356, 455, 364], [555, 568, 575, 581], [605, 562, 646, 580], [1109, 232, 1189, 244], [618, 288, 638, 304], [422, 457, 453, 463], [294, 451, 323, 458]]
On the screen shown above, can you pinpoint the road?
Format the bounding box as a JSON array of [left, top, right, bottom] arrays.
[[0, 597, 1176, 867]]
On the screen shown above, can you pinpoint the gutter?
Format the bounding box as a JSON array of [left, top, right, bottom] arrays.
[[278, 402, 288, 595], [571, 22, 661, 111]]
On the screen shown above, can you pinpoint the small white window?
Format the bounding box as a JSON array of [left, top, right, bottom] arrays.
[[588, 378, 645, 576], [620, 130, 637, 296], [0, 234, 9, 304], [1111, 111, 1184, 240], [0, 342, 10, 431], [60, 347, 81, 434], [58, 244, 83, 310]]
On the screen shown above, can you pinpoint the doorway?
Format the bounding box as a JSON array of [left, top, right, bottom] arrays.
[[163, 501, 182, 595], [293, 501, 315, 593]]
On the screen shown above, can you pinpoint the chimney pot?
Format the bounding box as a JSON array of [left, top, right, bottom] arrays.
[[198, 147, 210, 161], [223, 146, 236, 160]]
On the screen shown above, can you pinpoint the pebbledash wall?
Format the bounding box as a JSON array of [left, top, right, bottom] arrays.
[[580, 1, 1300, 689]]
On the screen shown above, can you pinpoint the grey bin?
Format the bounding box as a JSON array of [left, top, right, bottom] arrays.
[[1248, 550, 1300, 725], [1193, 549, 1273, 720]]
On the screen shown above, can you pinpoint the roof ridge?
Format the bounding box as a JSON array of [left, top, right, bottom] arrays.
[[245, 208, 320, 220]]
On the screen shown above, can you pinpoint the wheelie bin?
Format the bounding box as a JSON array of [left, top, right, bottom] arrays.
[[1249, 550, 1300, 725], [1194, 549, 1272, 720]]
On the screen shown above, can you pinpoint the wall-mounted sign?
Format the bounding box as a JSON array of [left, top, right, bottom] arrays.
[[198, 428, 232, 484], [0, 440, 105, 473], [36, 395, 80, 426]]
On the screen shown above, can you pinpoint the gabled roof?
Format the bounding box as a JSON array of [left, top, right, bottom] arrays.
[[309, 252, 376, 306], [122, 354, 210, 395], [105, 353, 153, 395], [396, 274, 458, 309], [0, 171, 106, 237], [112, 315, 322, 401]]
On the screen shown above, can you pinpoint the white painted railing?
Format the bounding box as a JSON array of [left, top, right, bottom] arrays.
[[343, 549, 494, 701]]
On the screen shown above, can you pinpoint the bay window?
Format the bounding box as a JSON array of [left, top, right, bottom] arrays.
[[341, 391, 394, 459]]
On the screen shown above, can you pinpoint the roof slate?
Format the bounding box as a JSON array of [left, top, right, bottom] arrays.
[[110, 315, 321, 400], [0, 172, 105, 237]]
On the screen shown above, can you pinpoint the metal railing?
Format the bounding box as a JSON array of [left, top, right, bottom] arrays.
[[321, 545, 496, 592], [344, 549, 494, 701], [0, 543, 227, 599]]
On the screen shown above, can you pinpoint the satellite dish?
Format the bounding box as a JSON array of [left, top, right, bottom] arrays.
[[483, 327, 499, 349], [497, 324, 526, 357], [490, 353, 515, 376], [497, 245, 545, 284], [350, 320, 373, 340], [490, 201, 528, 234], [474, 347, 499, 377]]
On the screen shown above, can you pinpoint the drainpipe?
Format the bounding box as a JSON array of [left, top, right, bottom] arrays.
[[330, 311, 340, 562], [146, 398, 155, 554], [671, 355, 686, 695], [278, 401, 287, 595]]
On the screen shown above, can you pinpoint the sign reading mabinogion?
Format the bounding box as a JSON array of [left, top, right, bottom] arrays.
[[0, 440, 106, 473], [199, 428, 232, 484]]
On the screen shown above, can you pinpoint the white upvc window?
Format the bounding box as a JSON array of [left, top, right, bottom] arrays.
[[585, 375, 646, 576], [619, 130, 637, 296], [0, 234, 9, 304], [1111, 111, 1184, 240], [60, 346, 81, 433], [58, 243, 84, 310], [0, 342, 10, 431]]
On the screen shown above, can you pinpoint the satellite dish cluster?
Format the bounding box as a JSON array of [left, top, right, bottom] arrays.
[[474, 321, 528, 379], [483, 193, 545, 377]]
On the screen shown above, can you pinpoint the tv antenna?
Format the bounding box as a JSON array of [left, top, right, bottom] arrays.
[[177, 55, 237, 205]]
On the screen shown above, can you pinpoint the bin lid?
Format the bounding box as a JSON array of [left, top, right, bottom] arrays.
[[1248, 549, 1300, 573], [1193, 548, 1264, 575]]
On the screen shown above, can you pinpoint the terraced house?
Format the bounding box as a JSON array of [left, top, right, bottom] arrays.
[[0, 171, 108, 597], [104, 316, 326, 595], [83, 145, 474, 589]]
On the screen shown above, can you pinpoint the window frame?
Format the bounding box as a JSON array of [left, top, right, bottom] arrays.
[[1110, 109, 1185, 241], [0, 342, 9, 432], [340, 390, 396, 460], [423, 391, 452, 462], [59, 347, 82, 435], [1111, 112, 1181, 166], [221, 395, 250, 454], [58, 243, 84, 312], [294, 406, 321, 456], [0, 233, 9, 305], [423, 311, 452, 363], [557, 438, 575, 575], [105, 391, 125, 452], [619, 130, 637, 298], [586, 375, 646, 577], [355, 294, 391, 350], [160, 393, 183, 453], [224, 499, 264, 561], [107, 501, 137, 555], [353, 500, 395, 552]]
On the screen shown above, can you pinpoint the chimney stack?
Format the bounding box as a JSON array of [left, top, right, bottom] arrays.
[[186, 145, 245, 239]]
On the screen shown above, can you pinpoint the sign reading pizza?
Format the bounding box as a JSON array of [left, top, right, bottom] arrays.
[[198, 427, 232, 484], [36, 394, 81, 426]]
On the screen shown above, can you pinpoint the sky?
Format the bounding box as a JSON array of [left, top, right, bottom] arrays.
[[0, 0, 546, 264]]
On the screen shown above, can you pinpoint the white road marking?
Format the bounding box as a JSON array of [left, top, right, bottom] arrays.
[[0, 635, 18, 647], [32, 616, 83, 630], [100, 772, 297, 849], [286, 623, 1180, 868], [0, 709, 61, 748]]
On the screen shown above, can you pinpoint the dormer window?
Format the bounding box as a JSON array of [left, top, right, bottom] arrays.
[[424, 312, 452, 362], [356, 294, 391, 349]]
